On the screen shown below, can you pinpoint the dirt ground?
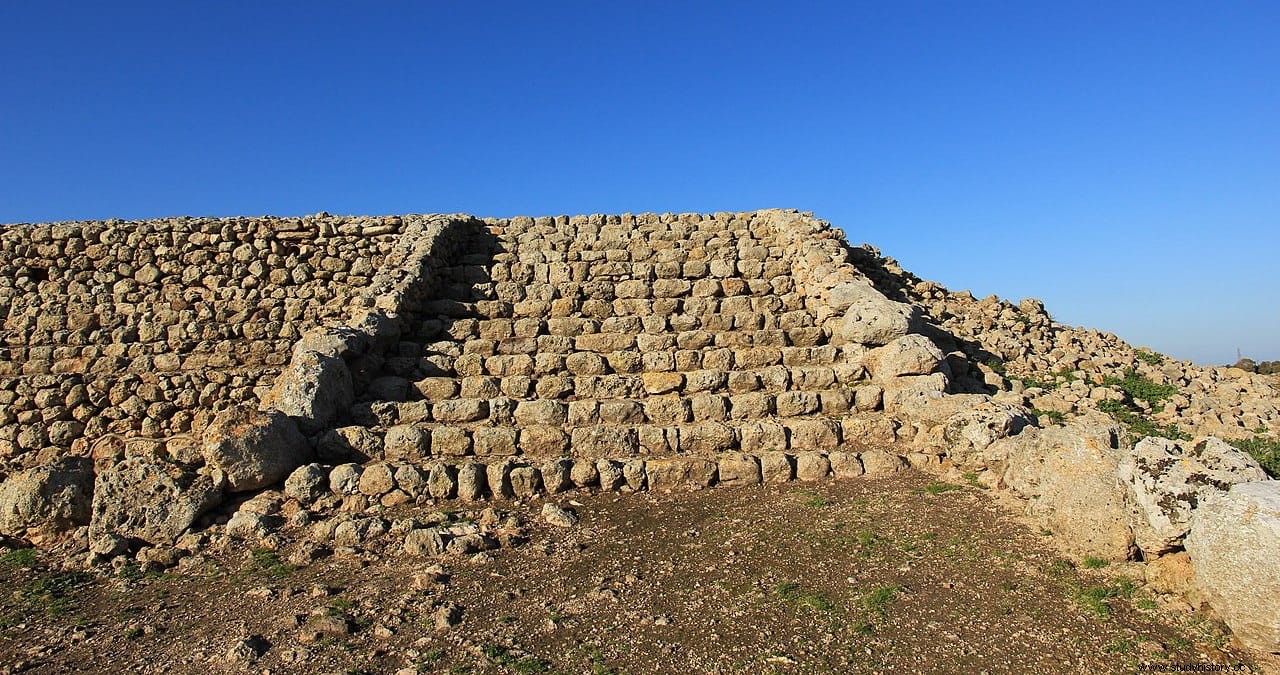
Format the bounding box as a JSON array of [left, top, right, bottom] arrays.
[[0, 471, 1268, 674]]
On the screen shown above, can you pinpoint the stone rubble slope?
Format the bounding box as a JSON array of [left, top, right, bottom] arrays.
[[0, 208, 1277, 653], [844, 244, 1280, 441]]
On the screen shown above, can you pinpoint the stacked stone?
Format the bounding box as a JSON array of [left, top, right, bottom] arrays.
[[0, 214, 415, 472], [328, 211, 913, 477], [900, 270, 1280, 439]]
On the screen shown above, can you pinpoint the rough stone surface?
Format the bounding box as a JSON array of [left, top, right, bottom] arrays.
[[541, 502, 579, 527], [995, 423, 1135, 560], [264, 351, 354, 434], [0, 458, 94, 537], [1118, 436, 1267, 556], [283, 463, 329, 505], [646, 458, 717, 491], [201, 406, 311, 493], [89, 457, 223, 548], [1185, 481, 1280, 653]]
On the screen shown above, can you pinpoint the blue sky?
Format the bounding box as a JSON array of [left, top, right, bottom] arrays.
[[2, 2, 1277, 365]]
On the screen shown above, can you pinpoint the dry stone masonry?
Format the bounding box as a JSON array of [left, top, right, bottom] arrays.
[[1, 208, 1277, 652]]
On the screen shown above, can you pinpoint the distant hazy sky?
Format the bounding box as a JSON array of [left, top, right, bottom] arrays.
[[2, 2, 1277, 364]]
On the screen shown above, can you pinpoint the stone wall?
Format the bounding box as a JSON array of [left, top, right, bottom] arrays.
[[0, 214, 424, 473]]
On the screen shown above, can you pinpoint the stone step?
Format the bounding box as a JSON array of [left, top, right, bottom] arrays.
[[322, 411, 898, 463], [313, 447, 929, 508], [355, 387, 885, 427], [366, 363, 875, 402]]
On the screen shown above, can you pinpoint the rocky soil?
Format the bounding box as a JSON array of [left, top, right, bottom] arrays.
[[1, 473, 1266, 674]]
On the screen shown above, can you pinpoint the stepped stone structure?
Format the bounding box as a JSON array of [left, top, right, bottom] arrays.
[[1, 208, 1278, 652]]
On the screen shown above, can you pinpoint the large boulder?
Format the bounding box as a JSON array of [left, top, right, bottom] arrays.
[[1119, 436, 1267, 556], [913, 395, 1032, 472], [0, 458, 94, 538], [202, 406, 312, 492], [993, 423, 1135, 560], [864, 334, 944, 381], [262, 350, 354, 433], [1185, 481, 1280, 653], [89, 457, 223, 550], [827, 280, 911, 347]]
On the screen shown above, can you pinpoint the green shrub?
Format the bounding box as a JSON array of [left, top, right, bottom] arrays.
[[1102, 369, 1178, 406], [1135, 350, 1165, 365], [1031, 408, 1065, 425], [1096, 400, 1189, 441], [1227, 436, 1280, 478]]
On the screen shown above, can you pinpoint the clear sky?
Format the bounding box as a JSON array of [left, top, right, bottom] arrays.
[[2, 2, 1277, 365]]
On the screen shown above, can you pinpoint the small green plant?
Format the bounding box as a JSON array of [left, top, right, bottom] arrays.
[[960, 472, 988, 490], [1135, 350, 1165, 365], [1072, 579, 1135, 618], [1135, 598, 1158, 611], [774, 582, 835, 612], [0, 548, 37, 568], [801, 492, 832, 508], [1081, 557, 1109, 570], [1048, 559, 1074, 575], [482, 644, 549, 673], [1030, 408, 1065, 425], [1103, 638, 1137, 654], [923, 482, 962, 495], [579, 644, 617, 675], [22, 571, 93, 618], [1097, 399, 1190, 441], [1227, 435, 1280, 478], [250, 547, 295, 577], [863, 585, 901, 617], [327, 597, 356, 615], [984, 359, 1007, 376]]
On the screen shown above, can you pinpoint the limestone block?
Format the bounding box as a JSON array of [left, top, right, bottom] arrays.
[[1186, 482, 1280, 652]]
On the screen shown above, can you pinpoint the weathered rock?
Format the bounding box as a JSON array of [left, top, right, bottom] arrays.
[[383, 425, 430, 460], [542, 503, 579, 527], [358, 462, 397, 497], [316, 426, 383, 463], [328, 463, 363, 495], [202, 406, 311, 493], [596, 460, 625, 491], [283, 464, 329, 505], [427, 462, 457, 499], [794, 452, 830, 481], [646, 458, 717, 491], [1119, 436, 1267, 556], [995, 423, 1134, 560], [759, 452, 794, 483], [0, 458, 94, 537], [622, 459, 647, 491], [864, 334, 944, 380], [264, 351, 354, 433], [717, 453, 762, 486], [540, 458, 573, 493], [859, 450, 906, 476], [828, 451, 864, 479], [89, 457, 223, 549], [1144, 551, 1194, 596], [829, 281, 911, 347], [456, 463, 485, 500], [404, 528, 446, 557], [509, 466, 542, 497], [1185, 481, 1280, 653]]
